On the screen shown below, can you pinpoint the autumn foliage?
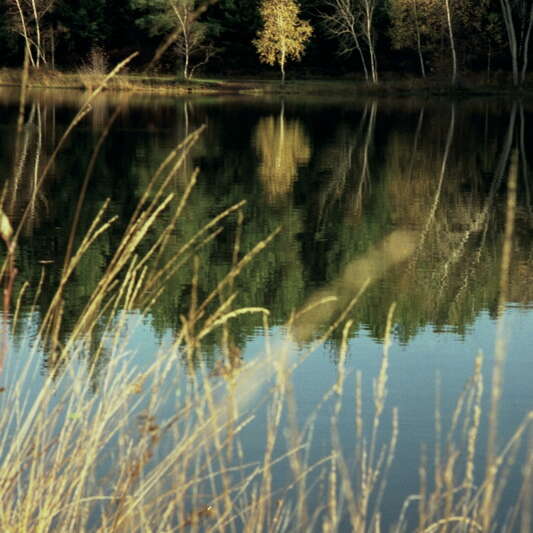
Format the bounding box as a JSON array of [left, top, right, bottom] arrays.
[[253, 0, 313, 83]]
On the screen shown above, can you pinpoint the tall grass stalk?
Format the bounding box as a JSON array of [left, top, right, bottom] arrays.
[[481, 148, 518, 530]]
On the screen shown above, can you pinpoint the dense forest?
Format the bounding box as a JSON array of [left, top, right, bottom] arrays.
[[0, 0, 532, 85]]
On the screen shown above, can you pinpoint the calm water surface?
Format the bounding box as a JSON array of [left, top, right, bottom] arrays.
[[0, 88, 532, 529]]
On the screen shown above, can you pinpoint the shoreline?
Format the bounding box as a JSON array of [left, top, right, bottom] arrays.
[[1, 68, 532, 98]]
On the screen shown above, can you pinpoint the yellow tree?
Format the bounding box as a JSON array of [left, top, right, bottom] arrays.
[[253, 0, 313, 84]]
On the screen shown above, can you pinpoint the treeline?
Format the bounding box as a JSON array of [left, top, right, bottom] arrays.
[[0, 0, 531, 84]]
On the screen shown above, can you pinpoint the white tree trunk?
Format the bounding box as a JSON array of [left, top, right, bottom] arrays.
[[171, 2, 192, 79], [30, 0, 43, 66], [520, 4, 533, 83], [362, 0, 378, 83], [500, 0, 519, 85], [183, 46, 190, 79], [350, 23, 370, 81], [13, 0, 36, 67], [281, 47, 286, 84], [322, 0, 371, 81], [413, 0, 426, 78], [445, 0, 457, 85]]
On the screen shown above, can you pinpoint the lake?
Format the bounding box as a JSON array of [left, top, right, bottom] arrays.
[[0, 88, 532, 531]]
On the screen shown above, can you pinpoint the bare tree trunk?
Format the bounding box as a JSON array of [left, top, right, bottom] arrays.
[[520, 4, 533, 83], [11, 0, 57, 68], [500, 0, 519, 86], [13, 0, 36, 67], [346, 0, 370, 81], [51, 27, 55, 70], [30, 0, 43, 66], [413, 0, 426, 78], [351, 20, 370, 81], [170, 2, 191, 79], [183, 36, 190, 79], [280, 44, 286, 84], [183, 55, 189, 79], [362, 0, 378, 83], [368, 38, 378, 84], [445, 0, 457, 85], [278, 12, 286, 85], [183, 10, 191, 79], [321, 0, 370, 81], [357, 44, 370, 81]]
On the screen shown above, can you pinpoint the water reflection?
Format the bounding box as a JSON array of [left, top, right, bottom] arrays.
[[2, 103, 51, 235], [291, 229, 418, 343], [0, 90, 532, 373], [313, 101, 376, 226], [253, 103, 311, 203], [0, 90, 532, 532]]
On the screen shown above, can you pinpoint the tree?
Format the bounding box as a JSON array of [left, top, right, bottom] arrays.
[[168, 0, 216, 78], [253, 0, 313, 84], [452, 0, 505, 80], [444, 0, 457, 84], [388, 0, 426, 77], [389, 0, 448, 72], [499, 0, 533, 85], [6, 0, 56, 67], [321, 0, 379, 83], [321, 0, 370, 80], [389, 0, 490, 83], [131, 0, 216, 78], [53, 0, 108, 65], [360, 0, 379, 83]]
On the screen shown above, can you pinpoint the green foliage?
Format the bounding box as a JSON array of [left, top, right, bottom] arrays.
[[129, 0, 215, 77], [129, 0, 176, 36], [388, 0, 506, 75], [53, 0, 108, 60], [205, 0, 260, 70], [388, 0, 445, 58], [0, 0, 19, 64]]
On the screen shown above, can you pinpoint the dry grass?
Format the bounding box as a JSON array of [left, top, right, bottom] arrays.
[[0, 60, 532, 532], [0, 67, 219, 94]]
